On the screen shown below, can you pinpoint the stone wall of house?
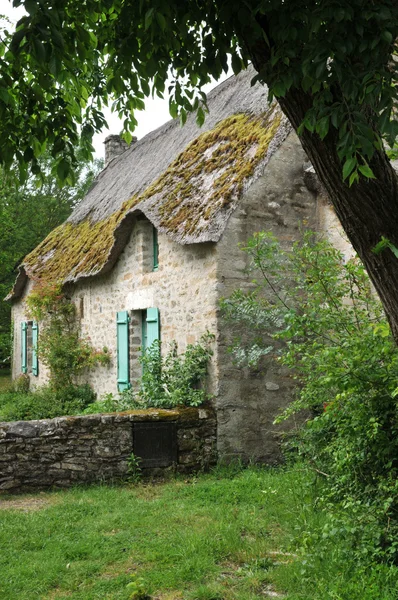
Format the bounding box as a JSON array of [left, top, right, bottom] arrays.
[[0, 407, 216, 493], [11, 216, 218, 395], [214, 131, 321, 463], [9, 132, 353, 467]]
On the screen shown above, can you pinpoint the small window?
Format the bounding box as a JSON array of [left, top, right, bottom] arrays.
[[21, 321, 38, 376], [77, 297, 84, 319], [153, 227, 159, 271]]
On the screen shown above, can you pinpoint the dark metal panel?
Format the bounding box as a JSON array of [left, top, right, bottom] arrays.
[[132, 422, 177, 467]]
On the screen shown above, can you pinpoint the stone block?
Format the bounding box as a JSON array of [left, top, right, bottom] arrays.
[[60, 462, 86, 472]]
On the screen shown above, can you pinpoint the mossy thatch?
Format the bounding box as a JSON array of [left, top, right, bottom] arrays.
[[16, 105, 285, 291]]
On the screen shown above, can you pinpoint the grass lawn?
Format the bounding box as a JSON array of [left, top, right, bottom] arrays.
[[0, 370, 10, 392], [0, 466, 397, 600]]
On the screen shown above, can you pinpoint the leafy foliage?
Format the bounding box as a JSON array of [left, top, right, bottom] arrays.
[[0, 152, 102, 363], [1, 1, 398, 182], [81, 391, 134, 415], [0, 382, 96, 421], [26, 282, 110, 390], [223, 231, 398, 559], [82, 335, 214, 414], [126, 334, 214, 409]]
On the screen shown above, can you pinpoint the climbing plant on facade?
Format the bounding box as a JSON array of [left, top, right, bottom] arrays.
[[26, 281, 110, 390]]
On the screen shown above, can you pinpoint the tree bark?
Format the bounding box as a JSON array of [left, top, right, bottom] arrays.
[[245, 32, 398, 342], [277, 88, 398, 342]]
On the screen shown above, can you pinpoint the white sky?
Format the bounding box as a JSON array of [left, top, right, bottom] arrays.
[[2, 1, 231, 160]]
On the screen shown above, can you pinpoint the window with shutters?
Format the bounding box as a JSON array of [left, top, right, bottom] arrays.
[[116, 308, 160, 390], [116, 311, 131, 391], [21, 320, 39, 376]]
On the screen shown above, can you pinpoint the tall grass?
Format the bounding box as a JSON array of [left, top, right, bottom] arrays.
[[0, 465, 397, 600]]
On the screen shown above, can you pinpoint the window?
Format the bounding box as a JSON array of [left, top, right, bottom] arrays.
[[116, 308, 160, 391], [152, 227, 159, 271], [21, 321, 38, 376], [116, 311, 131, 391]]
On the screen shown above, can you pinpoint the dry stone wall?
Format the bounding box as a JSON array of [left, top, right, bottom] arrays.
[[0, 407, 216, 493]]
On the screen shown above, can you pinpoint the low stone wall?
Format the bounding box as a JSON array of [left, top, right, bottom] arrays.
[[0, 407, 216, 493]]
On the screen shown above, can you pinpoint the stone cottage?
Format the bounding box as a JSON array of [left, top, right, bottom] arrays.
[[7, 68, 343, 463]]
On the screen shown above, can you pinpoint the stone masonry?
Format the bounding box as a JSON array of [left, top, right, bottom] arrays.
[[0, 407, 217, 493]]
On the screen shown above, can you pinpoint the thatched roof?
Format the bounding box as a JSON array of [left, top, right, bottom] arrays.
[[8, 68, 291, 300]]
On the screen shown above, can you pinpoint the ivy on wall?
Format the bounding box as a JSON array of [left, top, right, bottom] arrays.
[[26, 281, 110, 390]]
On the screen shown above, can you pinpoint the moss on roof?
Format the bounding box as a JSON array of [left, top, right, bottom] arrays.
[[20, 106, 283, 288]]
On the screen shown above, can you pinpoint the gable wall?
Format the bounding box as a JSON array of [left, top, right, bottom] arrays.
[[214, 131, 321, 463]]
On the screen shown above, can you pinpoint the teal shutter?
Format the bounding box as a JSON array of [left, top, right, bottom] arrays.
[[142, 311, 148, 353], [153, 227, 159, 271], [32, 321, 39, 376], [146, 308, 160, 348], [117, 311, 131, 391], [21, 322, 27, 374]]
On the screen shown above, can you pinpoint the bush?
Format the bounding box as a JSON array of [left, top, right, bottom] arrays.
[[0, 384, 96, 422], [129, 333, 214, 409], [82, 392, 133, 414], [222, 231, 398, 560]]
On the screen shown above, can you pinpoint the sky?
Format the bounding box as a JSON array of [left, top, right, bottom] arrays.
[[2, 1, 231, 160]]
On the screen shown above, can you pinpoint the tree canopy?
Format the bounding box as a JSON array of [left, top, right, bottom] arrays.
[[1, 1, 397, 182], [3, 0, 398, 341], [0, 153, 102, 363]]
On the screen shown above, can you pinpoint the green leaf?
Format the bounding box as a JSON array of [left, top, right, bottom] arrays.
[[144, 8, 154, 31], [348, 170, 359, 186], [33, 37, 46, 64], [180, 108, 187, 126], [316, 116, 329, 140], [56, 158, 70, 182], [358, 164, 376, 179], [196, 106, 205, 127], [169, 100, 178, 119], [382, 31, 393, 44], [156, 12, 166, 31], [342, 157, 356, 180]]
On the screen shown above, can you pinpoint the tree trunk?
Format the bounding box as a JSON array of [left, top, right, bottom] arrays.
[[245, 32, 398, 342], [277, 88, 398, 342]]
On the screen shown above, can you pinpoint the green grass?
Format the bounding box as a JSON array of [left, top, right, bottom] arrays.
[[0, 465, 397, 600], [0, 370, 10, 392]]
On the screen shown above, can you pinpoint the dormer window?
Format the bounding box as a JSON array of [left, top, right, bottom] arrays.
[[153, 226, 159, 271]]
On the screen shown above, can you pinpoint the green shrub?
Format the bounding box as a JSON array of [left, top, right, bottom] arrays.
[[0, 384, 96, 422], [12, 373, 30, 393], [222, 231, 398, 560], [126, 333, 214, 409], [82, 392, 133, 414]]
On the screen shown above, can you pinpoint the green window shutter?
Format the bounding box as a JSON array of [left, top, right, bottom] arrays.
[[142, 311, 148, 353], [21, 322, 27, 374], [117, 310, 131, 391], [32, 321, 39, 377], [153, 227, 159, 271], [146, 307, 160, 348]]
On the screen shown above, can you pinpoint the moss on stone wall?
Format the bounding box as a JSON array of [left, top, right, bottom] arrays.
[[22, 107, 282, 287]]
